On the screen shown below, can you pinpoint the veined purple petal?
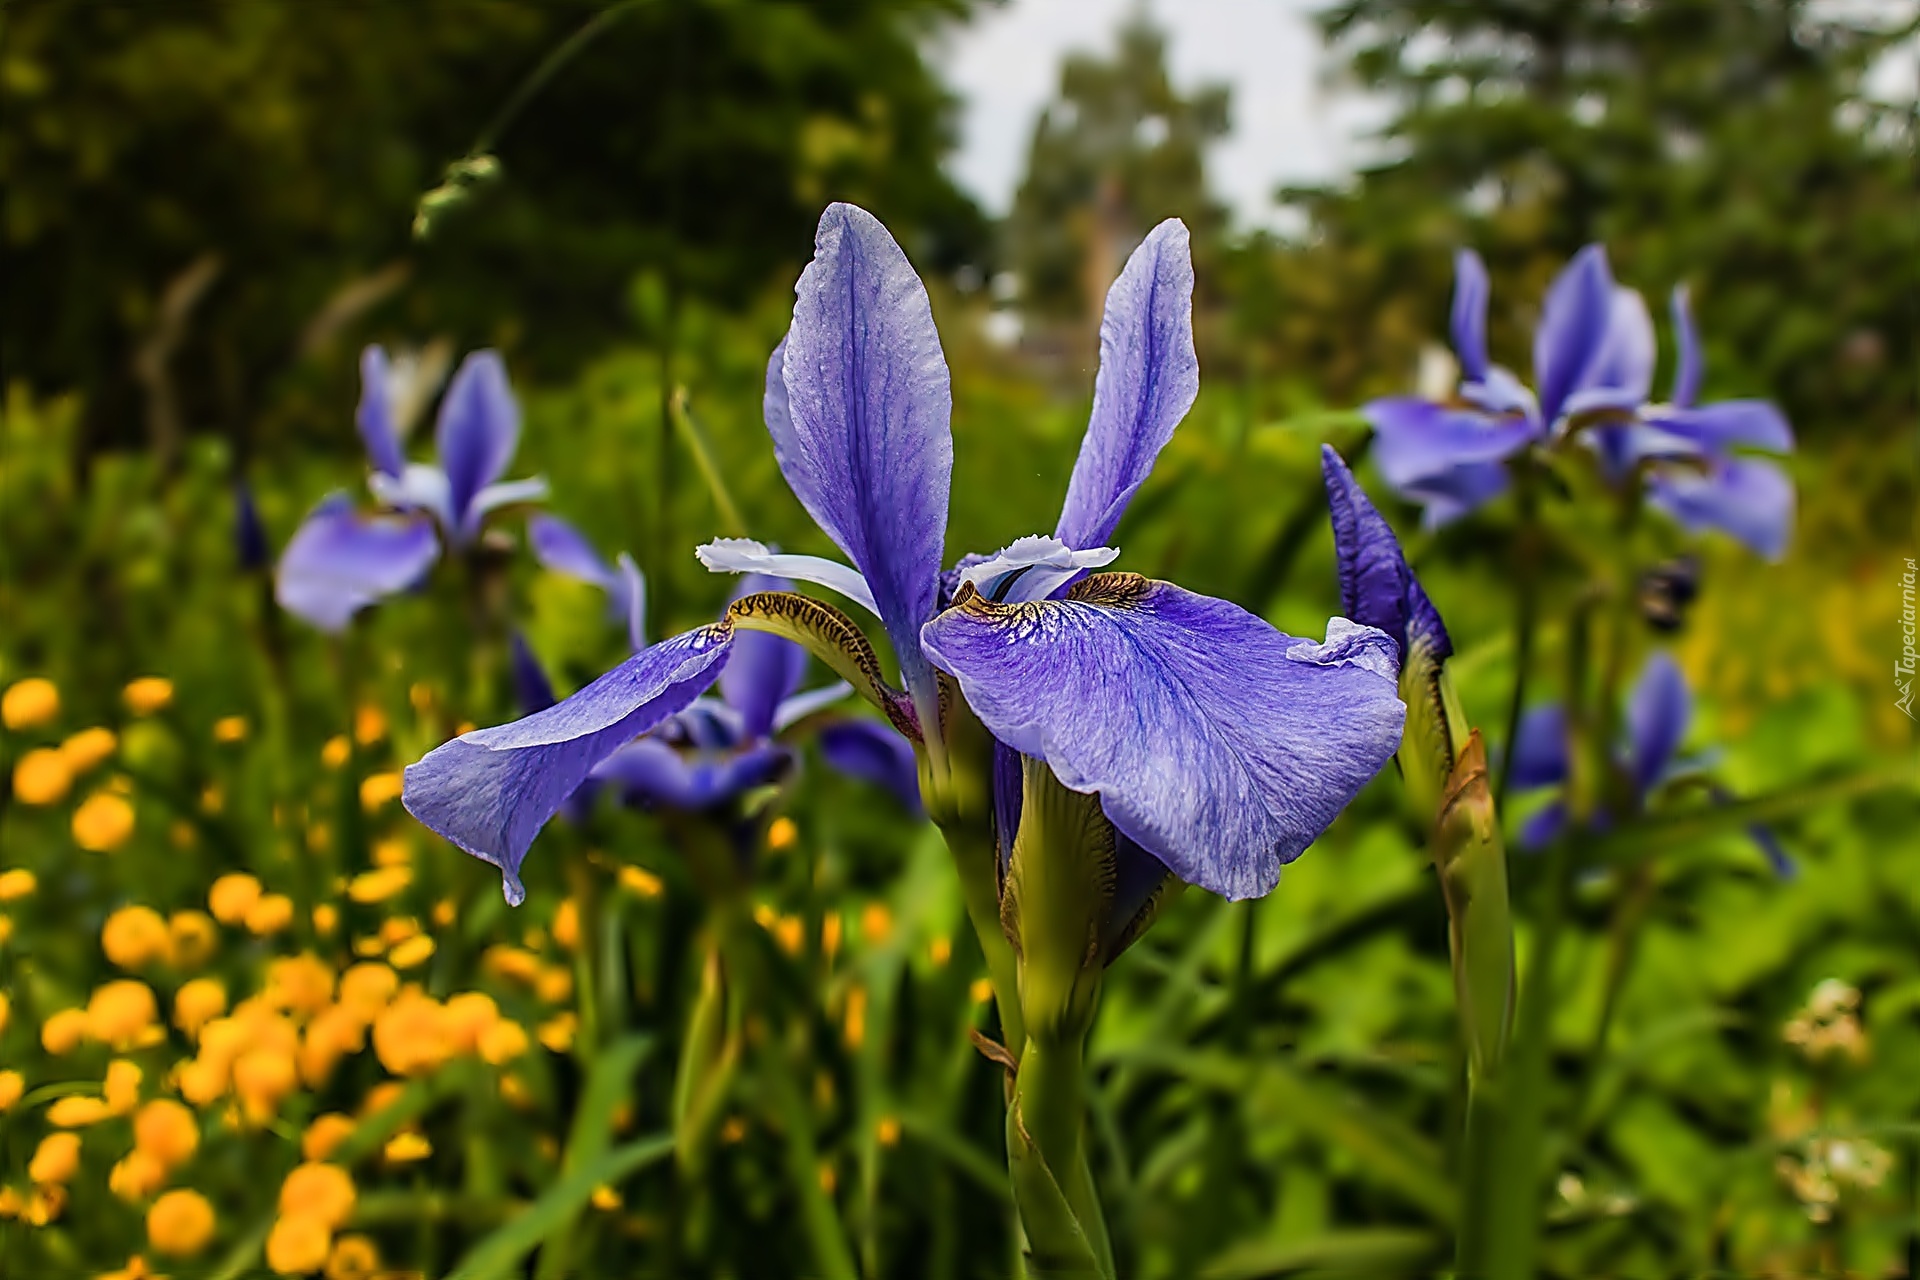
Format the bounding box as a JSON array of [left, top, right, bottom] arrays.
[[1534, 244, 1614, 424], [771, 682, 855, 733], [1648, 455, 1794, 560], [1669, 286, 1702, 408], [1450, 249, 1491, 383], [1507, 705, 1570, 790], [722, 574, 809, 740], [1055, 219, 1199, 550], [820, 718, 924, 814], [1401, 460, 1511, 529], [991, 737, 1022, 874], [274, 496, 440, 632], [1321, 447, 1451, 664], [529, 514, 619, 588], [358, 346, 406, 479], [1643, 402, 1793, 455], [1626, 651, 1690, 798], [778, 203, 952, 714], [437, 350, 521, 533], [920, 576, 1406, 901], [1366, 397, 1537, 489], [402, 626, 732, 904], [1560, 286, 1654, 419], [958, 535, 1120, 604]]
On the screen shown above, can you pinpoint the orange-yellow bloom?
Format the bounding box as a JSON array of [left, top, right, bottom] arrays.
[[103, 906, 173, 969], [147, 1188, 215, 1256], [477, 1019, 529, 1066], [12, 748, 72, 806], [2, 676, 59, 730], [212, 715, 248, 743], [320, 735, 351, 769], [87, 980, 160, 1047], [110, 1149, 169, 1202], [267, 1213, 332, 1275], [134, 1099, 199, 1169], [49, 1094, 113, 1127], [357, 772, 403, 812], [106, 1059, 143, 1113], [0, 1069, 23, 1110], [301, 1113, 356, 1162], [43, 1007, 90, 1054], [173, 978, 227, 1039], [279, 1162, 356, 1230], [552, 898, 580, 950], [338, 962, 398, 1016], [325, 1233, 380, 1280], [75, 792, 137, 852], [166, 911, 218, 969], [382, 1132, 431, 1163], [233, 1048, 298, 1123], [299, 1006, 367, 1088], [265, 954, 335, 1016], [246, 893, 295, 936], [208, 873, 263, 925], [60, 726, 119, 775], [442, 992, 499, 1055], [30, 1132, 81, 1184], [345, 866, 410, 904], [372, 993, 451, 1076], [353, 705, 387, 746], [0, 868, 37, 901], [387, 934, 434, 970], [123, 677, 173, 716]]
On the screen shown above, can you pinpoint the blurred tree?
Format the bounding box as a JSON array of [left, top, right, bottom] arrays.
[[1228, 0, 1915, 450], [0, 0, 989, 467], [1005, 15, 1230, 322]]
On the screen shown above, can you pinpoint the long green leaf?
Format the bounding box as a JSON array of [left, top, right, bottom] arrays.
[[1198, 1228, 1439, 1280], [443, 1133, 675, 1280], [534, 1034, 654, 1280]]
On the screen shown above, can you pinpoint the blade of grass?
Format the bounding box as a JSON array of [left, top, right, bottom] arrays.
[[444, 1133, 675, 1280]]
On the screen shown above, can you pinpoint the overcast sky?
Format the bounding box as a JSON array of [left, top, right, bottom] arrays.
[[930, 0, 1388, 232]]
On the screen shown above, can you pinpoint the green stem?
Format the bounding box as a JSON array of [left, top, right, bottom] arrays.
[[936, 817, 1026, 1058], [1493, 459, 1541, 816]]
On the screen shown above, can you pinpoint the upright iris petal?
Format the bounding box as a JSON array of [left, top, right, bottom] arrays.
[[776, 203, 953, 715], [1626, 650, 1689, 795], [1450, 249, 1491, 385], [1054, 218, 1199, 551], [437, 351, 524, 539], [274, 496, 440, 632], [358, 346, 407, 479], [403, 627, 734, 904], [921, 574, 1405, 901], [1533, 244, 1616, 425], [1562, 287, 1656, 420]]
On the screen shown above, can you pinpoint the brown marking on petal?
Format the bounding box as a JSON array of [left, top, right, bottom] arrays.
[[1066, 572, 1152, 608], [725, 590, 918, 739]]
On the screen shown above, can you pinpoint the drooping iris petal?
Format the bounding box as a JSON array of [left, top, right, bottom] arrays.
[[1104, 833, 1172, 957], [436, 350, 521, 533], [510, 633, 558, 715], [1507, 704, 1570, 790], [274, 496, 440, 632], [769, 682, 856, 733], [368, 463, 456, 531], [529, 514, 619, 587], [1561, 287, 1655, 419], [402, 626, 732, 905], [696, 538, 880, 617], [778, 202, 952, 709], [593, 737, 792, 812], [1669, 286, 1702, 408], [1450, 249, 1491, 384], [667, 697, 748, 752], [920, 575, 1406, 901], [1400, 460, 1512, 529], [464, 477, 551, 530], [1533, 244, 1615, 424], [1626, 651, 1690, 797], [1366, 397, 1537, 490], [1647, 455, 1794, 560], [1643, 401, 1793, 455], [722, 574, 809, 740], [819, 718, 924, 814], [357, 345, 406, 479], [1321, 447, 1451, 664], [958, 535, 1121, 604], [1054, 218, 1199, 550]]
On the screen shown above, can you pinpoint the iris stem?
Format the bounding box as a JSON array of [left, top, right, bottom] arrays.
[[936, 817, 1026, 1059], [1493, 457, 1541, 816]]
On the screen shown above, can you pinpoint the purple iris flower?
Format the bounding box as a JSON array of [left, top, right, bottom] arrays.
[[1365, 246, 1619, 527], [275, 346, 548, 631], [1320, 446, 1451, 670], [1508, 651, 1791, 874], [700, 204, 1408, 902], [528, 514, 649, 652]]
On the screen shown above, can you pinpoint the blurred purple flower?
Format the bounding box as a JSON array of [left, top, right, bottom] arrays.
[[1507, 651, 1791, 874], [234, 481, 269, 573]]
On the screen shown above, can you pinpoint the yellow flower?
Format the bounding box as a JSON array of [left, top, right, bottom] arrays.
[[589, 1183, 622, 1211], [267, 1213, 332, 1276], [321, 736, 351, 769], [106, 1059, 143, 1113], [360, 1081, 406, 1118], [876, 1115, 902, 1147], [382, 1132, 431, 1163], [0, 990, 8, 1035], [12, 747, 72, 806], [821, 912, 842, 962], [774, 915, 805, 956], [124, 678, 174, 716], [537, 1012, 577, 1053], [860, 902, 892, 947], [174, 1057, 227, 1109], [199, 785, 223, 815], [0, 868, 37, 901], [87, 980, 160, 1047], [208, 873, 262, 925], [357, 772, 403, 812], [49, 1094, 113, 1127], [338, 962, 398, 1016], [245, 894, 295, 936], [929, 935, 952, 966], [95, 1253, 167, 1280], [616, 865, 663, 898], [147, 1188, 214, 1256], [552, 898, 579, 950], [61, 726, 119, 775], [443, 992, 499, 1054], [968, 977, 993, 1004], [212, 715, 248, 743], [353, 705, 387, 746], [325, 1234, 380, 1280], [298, 1006, 367, 1088], [44, 1007, 90, 1054], [103, 905, 173, 969], [30, 1132, 81, 1184], [312, 903, 338, 935], [497, 1072, 533, 1109], [388, 934, 435, 970], [767, 816, 798, 851], [373, 993, 453, 1076], [75, 792, 137, 852], [2, 676, 59, 730], [265, 954, 336, 1016], [0, 915, 11, 946], [842, 984, 867, 1049], [371, 837, 411, 867], [279, 1162, 356, 1230], [482, 944, 542, 984], [110, 1150, 169, 1202], [535, 965, 573, 1004], [23, 1184, 67, 1225], [301, 1113, 356, 1162], [172, 978, 227, 1039], [346, 866, 411, 904], [134, 1099, 199, 1169], [0, 1069, 23, 1110], [478, 1019, 529, 1066], [233, 1048, 298, 1123]]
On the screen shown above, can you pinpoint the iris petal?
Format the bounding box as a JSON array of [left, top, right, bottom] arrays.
[[1533, 244, 1615, 424], [1507, 705, 1570, 790], [369, 463, 455, 530], [958, 535, 1120, 604], [1054, 218, 1199, 550], [528, 514, 618, 587], [436, 350, 521, 532], [1648, 455, 1794, 560], [1643, 402, 1793, 455], [920, 574, 1405, 900], [402, 626, 732, 904], [358, 346, 406, 478], [1626, 651, 1690, 797], [275, 496, 440, 632], [1450, 249, 1491, 383], [1669, 286, 1702, 408], [778, 203, 952, 711], [696, 538, 880, 617], [1366, 397, 1537, 489], [819, 718, 924, 814], [1321, 447, 1451, 664], [721, 574, 809, 739], [1560, 286, 1655, 418]]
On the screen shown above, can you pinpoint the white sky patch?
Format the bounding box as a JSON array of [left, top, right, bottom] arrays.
[[929, 0, 1390, 234]]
